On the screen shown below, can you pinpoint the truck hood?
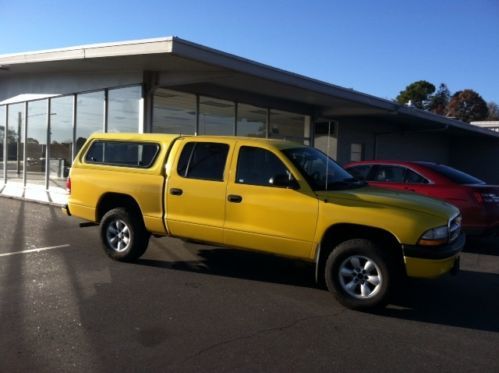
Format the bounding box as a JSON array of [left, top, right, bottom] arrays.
[[316, 186, 459, 220]]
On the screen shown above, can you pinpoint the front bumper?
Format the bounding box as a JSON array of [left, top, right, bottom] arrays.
[[402, 233, 465, 278]]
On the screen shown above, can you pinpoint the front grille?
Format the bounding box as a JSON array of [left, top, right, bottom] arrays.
[[449, 214, 462, 242]]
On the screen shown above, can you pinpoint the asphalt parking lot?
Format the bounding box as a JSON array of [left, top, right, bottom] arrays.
[[0, 198, 498, 372]]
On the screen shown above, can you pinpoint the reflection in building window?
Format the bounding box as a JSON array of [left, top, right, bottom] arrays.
[[50, 96, 74, 188], [75, 91, 104, 154], [236, 104, 266, 137], [26, 100, 48, 185], [199, 97, 235, 136], [269, 109, 310, 144], [108, 86, 141, 133], [7, 103, 25, 182], [153, 89, 196, 134]]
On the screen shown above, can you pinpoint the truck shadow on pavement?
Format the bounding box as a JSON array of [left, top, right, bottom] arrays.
[[138, 245, 499, 333], [139, 247, 317, 288]]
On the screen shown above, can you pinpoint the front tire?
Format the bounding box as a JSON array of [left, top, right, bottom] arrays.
[[325, 239, 393, 310], [100, 208, 150, 262]]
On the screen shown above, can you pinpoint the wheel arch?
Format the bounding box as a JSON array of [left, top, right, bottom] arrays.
[[96, 193, 144, 224], [315, 223, 405, 286]]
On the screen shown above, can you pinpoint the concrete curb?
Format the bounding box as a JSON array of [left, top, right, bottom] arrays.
[[0, 193, 65, 208]]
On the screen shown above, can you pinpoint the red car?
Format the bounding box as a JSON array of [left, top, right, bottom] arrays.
[[344, 160, 499, 235]]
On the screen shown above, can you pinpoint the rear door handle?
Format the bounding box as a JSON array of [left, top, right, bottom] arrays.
[[170, 188, 183, 196], [227, 194, 243, 203]]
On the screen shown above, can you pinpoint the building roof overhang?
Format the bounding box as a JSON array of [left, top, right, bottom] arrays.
[[0, 36, 497, 139]]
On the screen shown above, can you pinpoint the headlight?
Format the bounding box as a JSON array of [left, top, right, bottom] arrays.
[[418, 225, 449, 246]]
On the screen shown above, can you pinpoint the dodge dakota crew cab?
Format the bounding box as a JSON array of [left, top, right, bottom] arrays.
[[64, 133, 464, 309]]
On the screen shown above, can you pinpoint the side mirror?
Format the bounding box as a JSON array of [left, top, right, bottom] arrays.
[[269, 174, 300, 190]]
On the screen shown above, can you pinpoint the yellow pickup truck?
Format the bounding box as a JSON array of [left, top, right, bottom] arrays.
[[64, 133, 464, 309]]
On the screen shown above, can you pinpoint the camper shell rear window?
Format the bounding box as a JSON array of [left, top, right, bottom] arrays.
[[84, 140, 160, 168]]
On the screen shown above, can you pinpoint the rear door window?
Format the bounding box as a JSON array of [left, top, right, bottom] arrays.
[[405, 169, 429, 184], [177, 142, 229, 181]]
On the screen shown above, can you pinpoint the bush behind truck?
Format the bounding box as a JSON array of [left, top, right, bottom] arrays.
[[63, 133, 464, 310]]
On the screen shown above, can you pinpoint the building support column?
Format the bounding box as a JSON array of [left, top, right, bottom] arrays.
[[142, 71, 159, 133], [45, 99, 51, 190]]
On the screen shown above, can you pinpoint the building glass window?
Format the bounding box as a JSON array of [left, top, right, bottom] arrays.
[[26, 100, 48, 185], [108, 86, 141, 133], [50, 96, 74, 188], [0, 106, 5, 180], [7, 103, 25, 182], [75, 91, 104, 154], [153, 89, 196, 134], [199, 97, 235, 136], [269, 109, 310, 144], [236, 104, 266, 137]]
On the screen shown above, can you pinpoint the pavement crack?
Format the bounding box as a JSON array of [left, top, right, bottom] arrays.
[[176, 312, 342, 365]]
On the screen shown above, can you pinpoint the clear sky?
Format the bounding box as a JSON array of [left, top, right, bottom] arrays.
[[1, 0, 498, 103]]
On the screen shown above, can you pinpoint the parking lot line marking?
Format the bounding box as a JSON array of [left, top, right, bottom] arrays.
[[0, 244, 71, 258]]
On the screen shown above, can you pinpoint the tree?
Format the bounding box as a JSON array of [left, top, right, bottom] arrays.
[[447, 89, 489, 122], [428, 83, 450, 115], [396, 80, 435, 109], [486, 101, 499, 120]]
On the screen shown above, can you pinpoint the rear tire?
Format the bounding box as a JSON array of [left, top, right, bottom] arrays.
[[325, 239, 394, 310], [100, 207, 150, 262]]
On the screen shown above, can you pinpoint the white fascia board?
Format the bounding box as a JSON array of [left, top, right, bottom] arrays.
[[0, 37, 174, 65]]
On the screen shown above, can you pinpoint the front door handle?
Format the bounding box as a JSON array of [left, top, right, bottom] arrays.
[[227, 194, 243, 203], [170, 188, 183, 196]]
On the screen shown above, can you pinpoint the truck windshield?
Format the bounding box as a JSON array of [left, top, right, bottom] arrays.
[[283, 147, 366, 191]]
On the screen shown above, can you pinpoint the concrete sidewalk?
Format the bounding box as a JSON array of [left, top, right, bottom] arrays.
[[0, 181, 68, 207]]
